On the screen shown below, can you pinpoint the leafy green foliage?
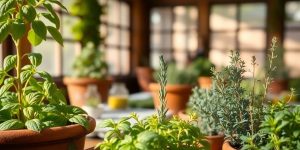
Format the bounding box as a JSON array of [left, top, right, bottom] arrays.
[[72, 43, 108, 79], [98, 56, 209, 150], [0, 0, 89, 132], [70, 0, 105, 47], [242, 96, 300, 150], [190, 58, 215, 77], [0, 0, 65, 45]]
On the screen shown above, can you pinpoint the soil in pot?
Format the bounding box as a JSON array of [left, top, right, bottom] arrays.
[[198, 76, 212, 90], [206, 134, 224, 150], [0, 116, 96, 150], [149, 83, 192, 115], [136, 67, 154, 92], [63, 77, 112, 107]]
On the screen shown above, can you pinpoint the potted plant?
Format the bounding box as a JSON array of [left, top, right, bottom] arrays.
[[97, 56, 209, 150], [242, 91, 299, 150], [189, 87, 224, 150], [0, 1, 95, 149], [63, 43, 112, 106], [136, 55, 155, 92], [190, 57, 215, 89], [149, 62, 197, 114]]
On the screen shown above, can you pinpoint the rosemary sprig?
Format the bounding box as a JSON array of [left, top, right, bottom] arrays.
[[157, 55, 168, 123]]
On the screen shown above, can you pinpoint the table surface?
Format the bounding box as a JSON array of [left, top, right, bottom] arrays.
[[85, 137, 102, 150]]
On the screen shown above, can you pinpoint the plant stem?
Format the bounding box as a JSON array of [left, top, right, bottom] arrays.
[[15, 39, 24, 121]]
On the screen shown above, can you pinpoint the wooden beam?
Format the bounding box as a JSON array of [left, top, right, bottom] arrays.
[[267, 0, 284, 48], [198, 0, 210, 57]]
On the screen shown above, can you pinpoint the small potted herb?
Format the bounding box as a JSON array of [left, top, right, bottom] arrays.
[[190, 57, 215, 89], [149, 62, 198, 114], [0, 0, 95, 149], [63, 0, 112, 106], [190, 87, 224, 150], [98, 56, 209, 150]]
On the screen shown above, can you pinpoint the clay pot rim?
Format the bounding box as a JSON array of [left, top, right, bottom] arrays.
[[63, 77, 112, 85], [205, 134, 225, 139], [0, 116, 96, 144], [222, 140, 238, 150], [149, 83, 192, 92]]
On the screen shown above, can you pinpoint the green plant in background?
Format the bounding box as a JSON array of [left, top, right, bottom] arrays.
[[190, 57, 215, 77], [98, 56, 209, 150], [190, 87, 222, 136], [70, 0, 105, 47], [156, 62, 198, 85], [0, 0, 88, 131], [72, 42, 108, 79], [242, 90, 300, 150]]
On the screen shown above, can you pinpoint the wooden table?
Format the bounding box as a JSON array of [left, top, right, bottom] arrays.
[[85, 137, 102, 150]]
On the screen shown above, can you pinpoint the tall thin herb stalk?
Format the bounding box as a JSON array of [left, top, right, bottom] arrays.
[[157, 56, 168, 123]]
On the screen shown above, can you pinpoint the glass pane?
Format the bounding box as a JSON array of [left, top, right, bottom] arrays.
[[62, 15, 77, 40], [173, 6, 187, 31], [106, 48, 120, 75], [285, 51, 300, 77], [188, 7, 198, 29], [238, 29, 266, 50], [240, 3, 266, 28], [107, 27, 120, 45], [209, 49, 231, 69], [240, 51, 265, 77], [286, 2, 300, 28], [210, 32, 236, 50], [151, 8, 172, 31], [174, 51, 187, 68], [63, 42, 77, 76], [100, 24, 107, 37], [188, 31, 198, 52], [173, 31, 187, 50], [120, 49, 130, 75], [284, 30, 300, 49], [210, 4, 237, 31], [120, 2, 130, 28], [151, 32, 171, 49], [120, 29, 130, 47], [108, 0, 120, 25], [33, 40, 57, 76], [151, 51, 172, 69]]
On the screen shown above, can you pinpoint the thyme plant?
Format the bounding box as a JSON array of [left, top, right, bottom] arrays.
[[98, 56, 208, 150], [0, 0, 88, 131]]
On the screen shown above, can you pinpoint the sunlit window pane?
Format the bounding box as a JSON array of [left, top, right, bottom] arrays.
[[285, 52, 300, 77], [33, 40, 57, 76], [151, 32, 171, 49], [151, 51, 172, 69], [209, 50, 231, 69], [63, 42, 78, 76], [120, 29, 130, 47], [107, 27, 120, 45], [286, 2, 300, 28], [107, 0, 120, 25], [62, 15, 77, 40], [238, 29, 266, 50], [188, 31, 198, 52], [210, 4, 237, 31], [120, 2, 130, 28], [173, 32, 187, 50], [210, 32, 236, 50], [151, 8, 172, 31], [106, 48, 120, 75], [284, 30, 300, 49], [240, 51, 265, 77], [120, 50, 130, 75], [240, 3, 266, 28], [173, 6, 187, 31]]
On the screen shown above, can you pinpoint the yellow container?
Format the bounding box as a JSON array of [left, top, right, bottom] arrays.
[[108, 96, 128, 110]]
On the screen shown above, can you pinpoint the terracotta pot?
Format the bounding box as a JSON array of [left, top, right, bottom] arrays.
[[198, 76, 212, 90], [178, 110, 190, 121], [63, 77, 112, 107], [222, 141, 237, 150], [136, 67, 154, 92], [149, 83, 192, 114], [206, 134, 224, 150], [0, 116, 96, 150], [268, 79, 289, 94]]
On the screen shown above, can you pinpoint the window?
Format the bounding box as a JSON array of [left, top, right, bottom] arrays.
[[101, 0, 130, 75], [284, 1, 300, 77], [150, 6, 198, 68], [209, 3, 267, 75], [32, 0, 79, 77]]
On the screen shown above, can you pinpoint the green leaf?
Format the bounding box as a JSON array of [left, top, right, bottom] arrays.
[[25, 119, 43, 132], [1, 103, 20, 111], [3, 55, 16, 71], [32, 20, 47, 40], [0, 109, 11, 122], [0, 21, 11, 42], [42, 114, 68, 127], [0, 119, 24, 130], [26, 92, 44, 105], [41, 13, 56, 28], [0, 0, 16, 14], [27, 0, 36, 5], [20, 70, 33, 84], [11, 20, 26, 40], [47, 26, 63, 46], [37, 71, 53, 82], [28, 78, 43, 92], [21, 5, 36, 22], [48, 0, 68, 12], [28, 53, 42, 67], [68, 115, 89, 129], [0, 83, 13, 97], [23, 106, 37, 119], [43, 3, 60, 29], [28, 29, 42, 46]]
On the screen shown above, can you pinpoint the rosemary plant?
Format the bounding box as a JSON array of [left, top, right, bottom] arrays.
[[157, 56, 168, 123]]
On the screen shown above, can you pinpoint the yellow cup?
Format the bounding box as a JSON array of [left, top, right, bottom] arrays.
[[108, 96, 128, 110]]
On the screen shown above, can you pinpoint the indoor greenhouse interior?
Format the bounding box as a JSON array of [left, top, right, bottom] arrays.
[[0, 0, 299, 150]]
